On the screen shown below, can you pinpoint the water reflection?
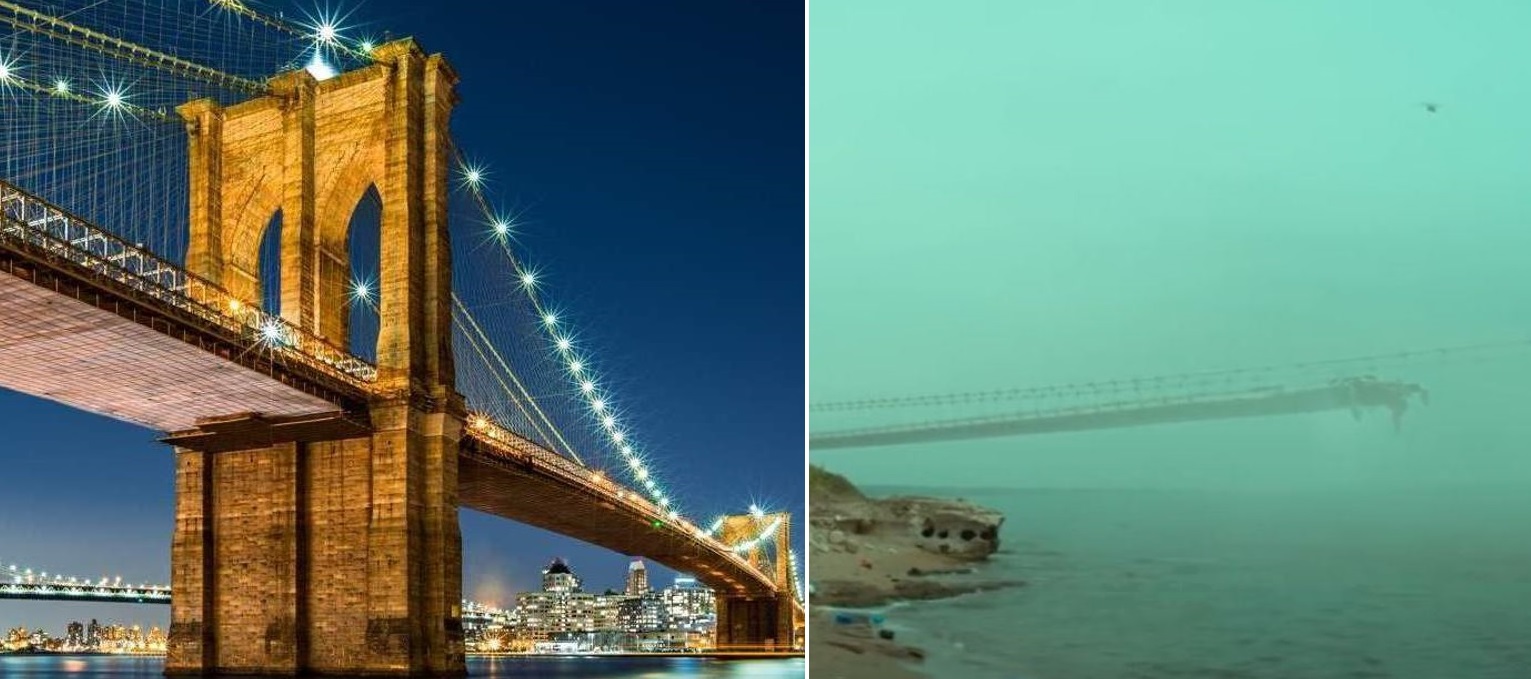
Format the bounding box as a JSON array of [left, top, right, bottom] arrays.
[[0, 655, 805, 678]]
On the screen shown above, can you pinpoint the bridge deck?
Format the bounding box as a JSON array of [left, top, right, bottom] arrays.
[[810, 381, 1425, 449], [460, 434, 777, 599], [0, 269, 341, 432]]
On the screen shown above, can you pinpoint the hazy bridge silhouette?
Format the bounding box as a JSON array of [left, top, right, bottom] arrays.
[[809, 340, 1531, 450]]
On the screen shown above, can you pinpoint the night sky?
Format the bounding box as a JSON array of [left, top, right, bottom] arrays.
[[0, 1, 803, 632]]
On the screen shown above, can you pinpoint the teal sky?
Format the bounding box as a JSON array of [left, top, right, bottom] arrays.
[[810, 1, 1531, 489]]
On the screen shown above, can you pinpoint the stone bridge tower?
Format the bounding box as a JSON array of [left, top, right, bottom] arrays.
[[714, 513, 797, 650], [166, 38, 465, 677]]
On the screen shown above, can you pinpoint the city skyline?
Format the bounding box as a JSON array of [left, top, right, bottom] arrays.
[[1, 556, 705, 654], [470, 556, 723, 653], [0, 0, 803, 634]]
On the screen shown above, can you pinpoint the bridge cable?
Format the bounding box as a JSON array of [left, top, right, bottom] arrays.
[[0, 75, 174, 121], [448, 141, 686, 519], [205, 0, 372, 61], [0, 0, 265, 94], [452, 295, 583, 463], [452, 306, 559, 447]]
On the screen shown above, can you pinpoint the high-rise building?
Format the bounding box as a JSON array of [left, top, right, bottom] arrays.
[[541, 558, 581, 593], [65, 621, 84, 649], [513, 558, 601, 646], [625, 558, 649, 595], [617, 592, 664, 633], [662, 576, 716, 633], [498, 557, 719, 652]]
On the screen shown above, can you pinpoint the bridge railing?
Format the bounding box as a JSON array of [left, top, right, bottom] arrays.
[[465, 417, 775, 587], [0, 179, 377, 384]]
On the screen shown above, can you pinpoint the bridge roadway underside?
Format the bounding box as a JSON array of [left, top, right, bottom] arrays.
[[0, 245, 359, 432], [457, 447, 793, 648], [458, 450, 775, 598]]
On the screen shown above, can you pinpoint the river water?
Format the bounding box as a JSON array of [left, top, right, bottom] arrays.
[[871, 487, 1531, 679], [0, 654, 805, 678]]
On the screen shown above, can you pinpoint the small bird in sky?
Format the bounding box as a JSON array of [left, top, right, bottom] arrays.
[[1421, 101, 1441, 114]]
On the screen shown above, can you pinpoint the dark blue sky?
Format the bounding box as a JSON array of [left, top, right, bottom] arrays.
[[0, 0, 802, 630]]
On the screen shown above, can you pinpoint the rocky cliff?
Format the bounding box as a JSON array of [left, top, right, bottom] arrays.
[[808, 466, 1018, 678]]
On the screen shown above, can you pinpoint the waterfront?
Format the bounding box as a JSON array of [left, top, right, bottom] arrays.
[[0, 654, 805, 677], [870, 486, 1531, 679]]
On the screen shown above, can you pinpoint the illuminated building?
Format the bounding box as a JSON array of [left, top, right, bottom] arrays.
[[625, 558, 649, 595], [488, 558, 718, 653], [541, 558, 580, 593]]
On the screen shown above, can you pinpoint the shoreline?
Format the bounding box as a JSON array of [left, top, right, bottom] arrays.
[[808, 466, 1011, 678]]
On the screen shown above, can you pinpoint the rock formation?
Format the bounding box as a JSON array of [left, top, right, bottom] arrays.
[[808, 466, 1017, 678]]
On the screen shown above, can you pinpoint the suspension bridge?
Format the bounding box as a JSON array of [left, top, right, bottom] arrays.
[[810, 340, 1531, 450], [0, 1, 799, 673], [0, 562, 171, 604]]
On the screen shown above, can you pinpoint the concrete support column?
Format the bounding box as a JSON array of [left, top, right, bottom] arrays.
[[774, 519, 792, 592], [356, 397, 465, 675], [167, 449, 213, 675], [715, 595, 786, 651], [420, 54, 459, 393], [373, 40, 426, 390], [168, 418, 463, 677], [316, 244, 350, 347], [271, 72, 320, 333], [167, 443, 304, 676], [178, 100, 225, 289], [419, 406, 466, 673]]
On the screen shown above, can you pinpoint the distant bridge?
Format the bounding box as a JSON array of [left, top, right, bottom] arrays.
[[810, 339, 1531, 450]]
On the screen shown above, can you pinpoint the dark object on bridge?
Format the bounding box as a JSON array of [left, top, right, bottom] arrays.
[[1332, 376, 1428, 432], [879, 629, 896, 641]]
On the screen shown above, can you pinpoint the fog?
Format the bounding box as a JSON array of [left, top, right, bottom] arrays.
[[809, 0, 1531, 495]]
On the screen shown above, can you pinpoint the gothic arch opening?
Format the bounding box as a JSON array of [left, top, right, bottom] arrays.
[[257, 209, 283, 314], [346, 184, 383, 363]]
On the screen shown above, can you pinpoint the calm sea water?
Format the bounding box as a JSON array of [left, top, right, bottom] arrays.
[[0, 654, 805, 678], [869, 487, 1531, 679]]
